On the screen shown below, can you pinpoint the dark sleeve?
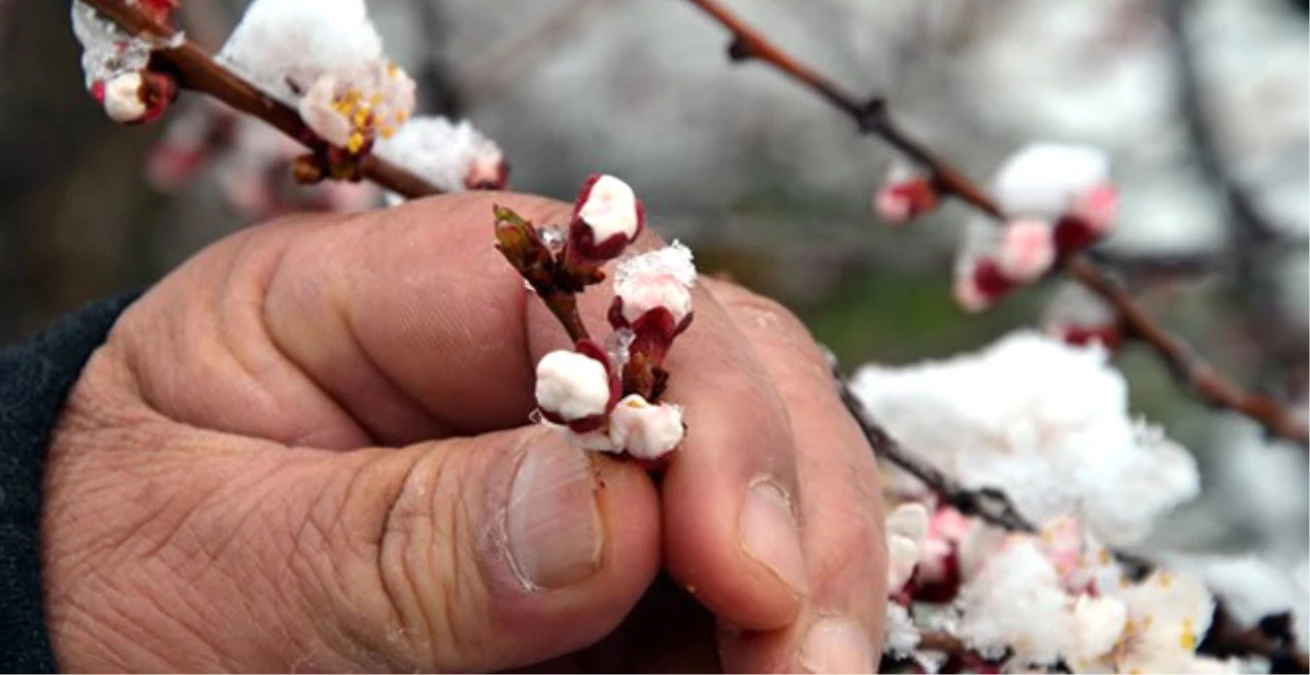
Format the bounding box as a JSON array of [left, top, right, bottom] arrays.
[[0, 293, 140, 674]]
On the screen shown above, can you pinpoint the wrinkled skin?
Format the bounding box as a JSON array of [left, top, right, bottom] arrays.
[[42, 193, 886, 672]]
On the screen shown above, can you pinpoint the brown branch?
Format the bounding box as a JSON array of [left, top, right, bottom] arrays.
[[1200, 604, 1310, 673], [682, 0, 1307, 448], [832, 364, 1037, 533], [81, 0, 441, 200]]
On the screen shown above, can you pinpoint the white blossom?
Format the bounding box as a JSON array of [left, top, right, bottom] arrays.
[[217, 0, 415, 152], [615, 241, 697, 291], [576, 174, 642, 243], [851, 331, 1200, 546], [993, 143, 1111, 219], [607, 394, 684, 460], [375, 116, 505, 199], [534, 350, 611, 422], [1082, 570, 1215, 673], [956, 539, 1075, 665]]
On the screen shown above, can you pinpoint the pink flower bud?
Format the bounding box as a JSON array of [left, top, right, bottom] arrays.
[[465, 152, 509, 191], [534, 349, 613, 425], [1054, 183, 1119, 254], [955, 258, 1016, 313], [607, 394, 684, 461], [874, 177, 940, 224], [567, 174, 644, 263], [996, 218, 1056, 283]]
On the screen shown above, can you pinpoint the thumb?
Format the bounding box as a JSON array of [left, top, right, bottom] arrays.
[[236, 426, 656, 671]]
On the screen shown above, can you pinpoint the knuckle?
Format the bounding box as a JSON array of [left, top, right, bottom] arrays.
[[367, 446, 487, 669]]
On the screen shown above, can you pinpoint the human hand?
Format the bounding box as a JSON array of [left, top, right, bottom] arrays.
[[43, 193, 885, 672]]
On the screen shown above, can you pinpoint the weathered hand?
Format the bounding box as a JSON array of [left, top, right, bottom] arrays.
[[43, 193, 884, 672]]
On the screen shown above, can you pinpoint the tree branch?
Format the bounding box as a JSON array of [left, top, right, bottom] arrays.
[[82, 0, 442, 200], [683, 0, 1307, 448]]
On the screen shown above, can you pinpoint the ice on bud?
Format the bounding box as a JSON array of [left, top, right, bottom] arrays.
[[995, 218, 1056, 282], [101, 72, 148, 123], [993, 143, 1112, 219], [534, 350, 612, 422], [71, 1, 151, 90], [375, 116, 505, 201], [608, 395, 685, 461]]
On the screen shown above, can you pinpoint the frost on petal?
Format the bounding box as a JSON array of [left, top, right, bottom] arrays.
[[851, 331, 1200, 547], [883, 602, 921, 658], [71, 1, 152, 89], [608, 395, 684, 460], [217, 0, 414, 153], [993, 143, 1111, 219], [1166, 554, 1309, 647], [615, 268, 694, 325], [956, 539, 1074, 665], [534, 350, 612, 422], [374, 116, 506, 198], [217, 0, 383, 102], [616, 241, 697, 289]]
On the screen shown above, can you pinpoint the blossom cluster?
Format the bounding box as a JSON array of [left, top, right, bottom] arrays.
[[875, 143, 1120, 316], [858, 332, 1302, 673], [496, 175, 694, 464], [73, 0, 506, 202]]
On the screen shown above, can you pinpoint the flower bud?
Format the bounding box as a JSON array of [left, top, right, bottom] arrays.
[[611, 241, 697, 326], [566, 174, 644, 263], [1054, 183, 1119, 253], [955, 258, 1016, 313], [607, 394, 684, 461], [99, 72, 148, 123], [996, 218, 1056, 283], [535, 349, 613, 425], [874, 177, 940, 224]]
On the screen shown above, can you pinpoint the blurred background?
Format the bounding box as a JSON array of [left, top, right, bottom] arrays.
[[3, 0, 1307, 566]]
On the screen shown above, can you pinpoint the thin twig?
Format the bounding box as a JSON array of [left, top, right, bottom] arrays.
[[1200, 605, 1310, 673], [682, 0, 1307, 448], [82, 0, 442, 200]]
